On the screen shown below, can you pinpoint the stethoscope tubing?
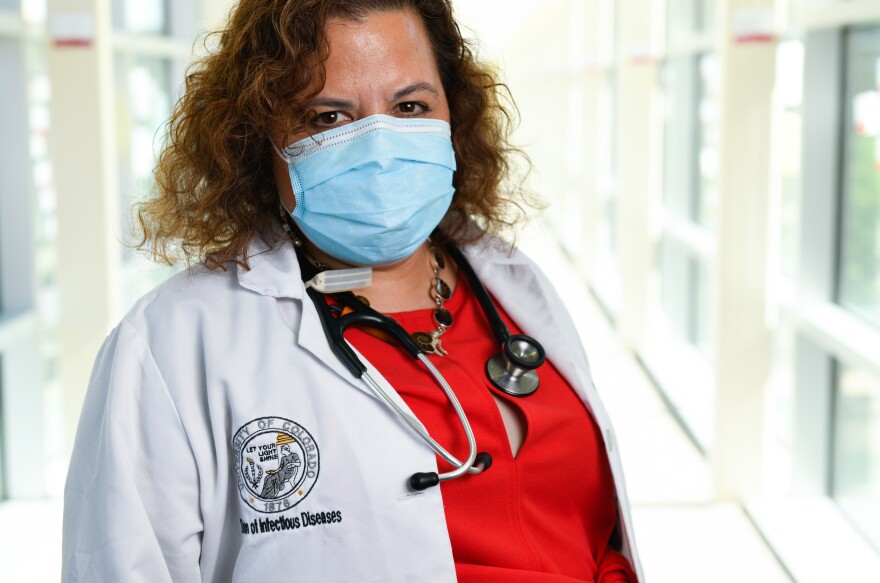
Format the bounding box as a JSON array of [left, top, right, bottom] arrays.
[[443, 244, 510, 344], [303, 268, 482, 479], [360, 355, 479, 481]]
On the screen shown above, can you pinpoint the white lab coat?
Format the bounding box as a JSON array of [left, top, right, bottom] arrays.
[[63, 235, 644, 582]]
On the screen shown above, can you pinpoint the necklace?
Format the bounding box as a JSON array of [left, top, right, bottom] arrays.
[[279, 202, 331, 272], [411, 245, 454, 356]]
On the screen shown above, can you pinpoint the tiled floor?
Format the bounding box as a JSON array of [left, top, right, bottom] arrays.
[[1, 223, 793, 582]]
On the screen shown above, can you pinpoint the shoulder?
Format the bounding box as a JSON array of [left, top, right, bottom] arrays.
[[458, 228, 544, 291], [457, 224, 534, 268], [122, 236, 301, 338], [122, 263, 239, 337]]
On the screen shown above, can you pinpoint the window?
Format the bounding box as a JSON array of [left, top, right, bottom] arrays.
[[833, 23, 880, 554], [839, 26, 880, 328], [594, 168, 620, 314], [775, 40, 805, 275], [112, 0, 168, 34], [113, 53, 177, 309], [657, 3, 717, 354], [642, 0, 718, 452], [0, 0, 48, 500], [111, 1, 196, 310], [593, 0, 620, 315], [697, 52, 720, 229], [833, 363, 880, 552]]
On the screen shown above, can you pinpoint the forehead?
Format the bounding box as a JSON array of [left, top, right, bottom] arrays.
[[321, 10, 441, 92]]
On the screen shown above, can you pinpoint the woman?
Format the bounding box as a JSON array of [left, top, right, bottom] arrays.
[[62, 1, 642, 581]]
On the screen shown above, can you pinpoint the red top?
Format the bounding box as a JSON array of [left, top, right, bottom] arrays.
[[346, 276, 637, 582]]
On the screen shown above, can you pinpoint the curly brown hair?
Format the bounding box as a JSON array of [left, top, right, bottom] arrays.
[[136, 0, 536, 268]]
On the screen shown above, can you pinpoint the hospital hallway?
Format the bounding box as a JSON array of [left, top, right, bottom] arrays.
[[2, 0, 880, 580], [521, 223, 793, 583]]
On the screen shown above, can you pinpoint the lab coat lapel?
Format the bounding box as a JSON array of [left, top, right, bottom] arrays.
[[464, 247, 597, 413], [235, 237, 423, 417], [233, 239, 371, 394]]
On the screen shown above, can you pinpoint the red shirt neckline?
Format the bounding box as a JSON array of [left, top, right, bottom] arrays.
[[345, 275, 636, 582]]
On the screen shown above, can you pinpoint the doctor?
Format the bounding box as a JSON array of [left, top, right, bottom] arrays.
[[63, 1, 643, 581]]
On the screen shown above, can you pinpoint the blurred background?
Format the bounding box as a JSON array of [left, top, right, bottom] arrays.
[[0, 0, 878, 581]]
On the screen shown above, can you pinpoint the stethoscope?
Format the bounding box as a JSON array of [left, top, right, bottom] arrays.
[[295, 243, 546, 491]]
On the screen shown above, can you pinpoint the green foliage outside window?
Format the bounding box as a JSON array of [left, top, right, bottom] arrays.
[[839, 26, 880, 327]]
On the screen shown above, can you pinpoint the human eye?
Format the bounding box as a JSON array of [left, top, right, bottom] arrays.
[[394, 101, 430, 117], [310, 110, 352, 129]]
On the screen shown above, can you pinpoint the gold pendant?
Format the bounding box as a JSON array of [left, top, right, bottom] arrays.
[[412, 332, 435, 354], [412, 332, 447, 356]]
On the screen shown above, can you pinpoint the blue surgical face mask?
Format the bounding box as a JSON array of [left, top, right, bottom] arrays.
[[274, 114, 457, 266]]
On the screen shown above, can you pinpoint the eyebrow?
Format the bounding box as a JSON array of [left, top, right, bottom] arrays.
[[392, 82, 441, 101], [307, 82, 441, 108], [307, 98, 356, 109]]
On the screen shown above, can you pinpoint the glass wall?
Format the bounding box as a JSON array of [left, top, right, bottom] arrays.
[[112, 0, 192, 309], [834, 363, 880, 552], [833, 24, 880, 554], [27, 18, 64, 497], [776, 40, 804, 276], [658, 14, 716, 355], [593, 0, 620, 315], [646, 0, 717, 450], [112, 0, 168, 34], [764, 36, 805, 502], [113, 53, 177, 308], [839, 26, 880, 328], [0, 0, 46, 500]]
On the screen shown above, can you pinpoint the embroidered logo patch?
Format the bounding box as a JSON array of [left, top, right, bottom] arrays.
[[233, 417, 320, 513]]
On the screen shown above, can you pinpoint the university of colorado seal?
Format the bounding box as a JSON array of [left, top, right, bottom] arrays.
[[233, 417, 320, 513]]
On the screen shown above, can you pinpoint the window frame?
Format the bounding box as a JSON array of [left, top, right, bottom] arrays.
[[761, 18, 880, 573], [639, 0, 718, 453]]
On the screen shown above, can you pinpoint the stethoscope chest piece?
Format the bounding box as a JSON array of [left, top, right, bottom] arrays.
[[485, 333, 546, 397]]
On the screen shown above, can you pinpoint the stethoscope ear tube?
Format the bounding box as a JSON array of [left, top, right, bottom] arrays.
[[306, 286, 368, 377], [333, 291, 424, 358], [313, 289, 426, 374], [445, 244, 547, 397], [444, 244, 511, 344]]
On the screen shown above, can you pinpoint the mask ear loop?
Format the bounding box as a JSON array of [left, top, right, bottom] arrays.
[[270, 139, 293, 164]]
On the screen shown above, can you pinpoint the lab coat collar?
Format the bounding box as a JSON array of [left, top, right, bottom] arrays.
[[234, 229, 530, 301], [235, 237, 388, 410], [235, 235, 305, 300], [233, 230, 534, 407], [459, 233, 531, 267]]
